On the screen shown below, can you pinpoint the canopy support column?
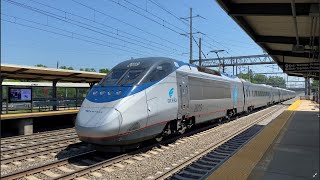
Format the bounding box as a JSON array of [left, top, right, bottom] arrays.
[[53, 80, 58, 111], [0, 77, 3, 115]]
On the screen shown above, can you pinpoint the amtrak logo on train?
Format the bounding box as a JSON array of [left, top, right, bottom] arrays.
[[169, 88, 174, 98], [85, 109, 103, 113], [233, 85, 238, 106], [167, 88, 177, 103]]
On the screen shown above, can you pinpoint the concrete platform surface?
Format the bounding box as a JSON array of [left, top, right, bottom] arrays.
[[249, 100, 319, 180]]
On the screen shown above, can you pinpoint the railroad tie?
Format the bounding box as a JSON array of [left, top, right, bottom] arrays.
[[42, 170, 61, 178], [1, 164, 9, 168], [2, 155, 11, 158], [75, 177, 89, 180], [50, 153, 57, 156], [154, 148, 164, 152], [160, 145, 170, 150], [90, 172, 103, 177], [57, 166, 74, 173], [148, 151, 158, 155], [140, 153, 151, 158], [26, 158, 36, 162], [113, 163, 126, 168], [11, 161, 22, 166], [132, 156, 144, 161], [102, 167, 115, 172], [37, 155, 47, 159], [25, 175, 41, 180], [124, 160, 135, 164]]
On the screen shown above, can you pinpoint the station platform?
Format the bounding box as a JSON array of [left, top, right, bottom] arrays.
[[208, 100, 319, 180], [1, 109, 79, 121], [1, 109, 79, 136]]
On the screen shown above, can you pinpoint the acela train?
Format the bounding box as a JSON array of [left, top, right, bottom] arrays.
[[75, 57, 295, 148]]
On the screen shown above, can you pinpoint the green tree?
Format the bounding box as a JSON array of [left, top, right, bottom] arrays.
[[80, 68, 96, 72], [35, 64, 47, 68], [253, 74, 267, 84], [311, 80, 319, 90], [238, 71, 253, 82], [99, 68, 109, 73], [59, 66, 74, 70], [267, 76, 286, 88]]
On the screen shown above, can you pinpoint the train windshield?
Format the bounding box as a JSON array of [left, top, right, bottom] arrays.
[[99, 58, 175, 86], [99, 69, 127, 86], [99, 68, 146, 86], [118, 69, 145, 85]]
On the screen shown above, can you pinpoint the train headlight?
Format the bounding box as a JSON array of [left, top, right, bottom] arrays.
[[93, 91, 98, 95], [116, 90, 122, 95], [108, 90, 113, 95], [100, 91, 106, 95]]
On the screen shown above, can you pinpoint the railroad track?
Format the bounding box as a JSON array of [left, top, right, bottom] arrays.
[[1, 139, 89, 165], [1, 130, 77, 152], [1, 128, 75, 145], [1, 105, 284, 180], [154, 105, 285, 179]]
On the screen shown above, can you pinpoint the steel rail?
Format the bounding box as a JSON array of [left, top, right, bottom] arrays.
[[1, 133, 78, 152], [1, 141, 85, 164], [154, 106, 285, 179], [1, 128, 76, 145]]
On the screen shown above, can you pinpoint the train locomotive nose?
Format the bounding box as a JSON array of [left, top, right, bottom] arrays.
[[75, 107, 122, 143]]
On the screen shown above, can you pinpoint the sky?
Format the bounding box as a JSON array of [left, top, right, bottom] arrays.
[[1, 0, 304, 87]]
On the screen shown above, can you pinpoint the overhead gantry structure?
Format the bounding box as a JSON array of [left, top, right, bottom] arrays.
[[191, 54, 275, 74]]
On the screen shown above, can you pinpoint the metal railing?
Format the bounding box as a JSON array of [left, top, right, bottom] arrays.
[[1, 97, 84, 114]]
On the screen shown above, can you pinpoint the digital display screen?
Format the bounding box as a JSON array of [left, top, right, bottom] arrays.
[[9, 88, 32, 102]]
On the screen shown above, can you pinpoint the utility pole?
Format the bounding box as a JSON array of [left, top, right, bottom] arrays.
[[199, 38, 202, 66], [189, 8, 192, 64], [180, 8, 206, 64]]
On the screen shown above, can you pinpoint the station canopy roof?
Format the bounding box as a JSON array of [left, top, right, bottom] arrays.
[[1, 64, 106, 83], [216, 0, 320, 79]]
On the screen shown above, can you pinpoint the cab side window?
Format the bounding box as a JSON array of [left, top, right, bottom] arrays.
[[143, 63, 174, 83]]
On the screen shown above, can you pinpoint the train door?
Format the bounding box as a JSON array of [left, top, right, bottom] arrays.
[[177, 74, 190, 117]]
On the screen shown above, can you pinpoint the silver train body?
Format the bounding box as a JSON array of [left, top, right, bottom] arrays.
[[75, 57, 295, 146]]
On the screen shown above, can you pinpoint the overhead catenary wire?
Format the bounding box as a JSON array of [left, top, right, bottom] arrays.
[[1, 19, 145, 56], [25, 0, 181, 54], [1, 13, 151, 56], [4, 0, 177, 55], [122, 0, 189, 34], [105, 0, 187, 36], [148, 0, 259, 54], [71, 0, 188, 51]]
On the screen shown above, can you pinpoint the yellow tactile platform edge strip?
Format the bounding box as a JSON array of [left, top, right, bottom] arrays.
[[1, 109, 79, 120], [287, 100, 302, 111], [207, 101, 301, 180]]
